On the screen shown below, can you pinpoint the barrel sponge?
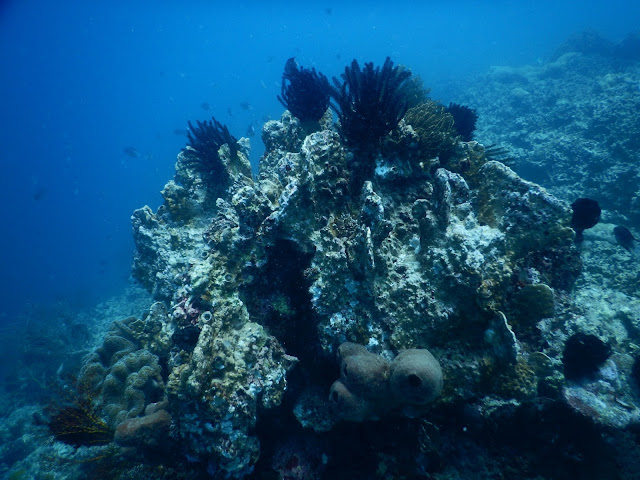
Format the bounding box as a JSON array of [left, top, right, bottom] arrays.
[[329, 379, 375, 422], [336, 342, 370, 363], [340, 352, 390, 400], [389, 349, 443, 405]]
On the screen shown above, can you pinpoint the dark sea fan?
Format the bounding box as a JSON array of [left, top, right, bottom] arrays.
[[46, 381, 114, 447], [329, 57, 412, 149], [185, 117, 238, 186], [445, 103, 478, 142], [277, 57, 331, 123]]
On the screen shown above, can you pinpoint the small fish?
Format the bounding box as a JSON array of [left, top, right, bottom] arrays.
[[33, 187, 47, 201], [570, 198, 601, 243], [239, 101, 253, 111], [123, 146, 140, 158], [200, 102, 210, 111], [283, 57, 298, 76], [173, 128, 188, 136], [614, 226, 637, 252], [245, 124, 255, 137]]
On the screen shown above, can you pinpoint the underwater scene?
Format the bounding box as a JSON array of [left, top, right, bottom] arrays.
[[1, 1, 640, 479]]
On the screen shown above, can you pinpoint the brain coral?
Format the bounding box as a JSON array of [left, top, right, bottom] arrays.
[[79, 316, 166, 429]]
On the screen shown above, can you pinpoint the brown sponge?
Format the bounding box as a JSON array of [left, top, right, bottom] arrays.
[[340, 352, 390, 400], [329, 379, 375, 422], [389, 349, 443, 406]]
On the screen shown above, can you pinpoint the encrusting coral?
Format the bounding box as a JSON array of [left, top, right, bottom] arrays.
[[77, 309, 168, 432]]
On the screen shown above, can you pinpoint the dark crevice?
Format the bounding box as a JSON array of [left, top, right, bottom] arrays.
[[242, 238, 317, 363]]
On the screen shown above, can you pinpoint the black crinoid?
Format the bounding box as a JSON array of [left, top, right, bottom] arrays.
[[277, 57, 331, 124], [185, 117, 238, 189], [445, 103, 478, 142], [330, 57, 412, 150]]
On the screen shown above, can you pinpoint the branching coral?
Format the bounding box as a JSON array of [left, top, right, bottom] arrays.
[[277, 57, 331, 123], [445, 103, 478, 142], [330, 57, 412, 149], [185, 117, 238, 187]]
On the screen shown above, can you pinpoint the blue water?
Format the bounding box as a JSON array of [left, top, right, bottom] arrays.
[[0, 0, 637, 323]]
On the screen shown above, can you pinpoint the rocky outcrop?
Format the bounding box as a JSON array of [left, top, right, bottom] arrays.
[[461, 42, 640, 222], [65, 91, 640, 477]]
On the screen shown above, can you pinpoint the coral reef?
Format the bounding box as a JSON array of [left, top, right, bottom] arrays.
[[119, 95, 596, 477], [12, 47, 640, 479], [277, 57, 331, 124]]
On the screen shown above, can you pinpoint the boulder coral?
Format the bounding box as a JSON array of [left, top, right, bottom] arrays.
[[78, 310, 168, 430]]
